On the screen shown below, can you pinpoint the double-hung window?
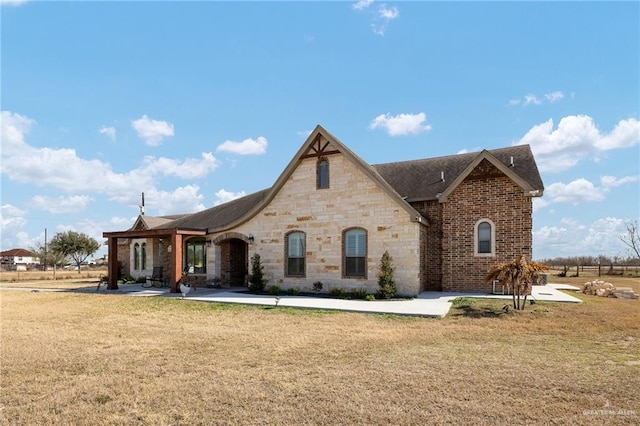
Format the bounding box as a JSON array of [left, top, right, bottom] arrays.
[[343, 228, 367, 278], [286, 231, 306, 277]]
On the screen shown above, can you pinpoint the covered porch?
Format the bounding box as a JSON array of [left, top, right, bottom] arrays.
[[102, 228, 206, 293]]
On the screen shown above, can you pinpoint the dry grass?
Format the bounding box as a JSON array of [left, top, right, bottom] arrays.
[[1, 272, 639, 425]]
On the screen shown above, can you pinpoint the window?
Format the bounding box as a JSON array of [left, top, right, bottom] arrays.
[[133, 243, 140, 270], [286, 231, 306, 276], [475, 219, 495, 256], [141, 242, 147, 270], [185, 238, 207, 274], [317, 158, 329, 189], [343, 228, 367, 278]]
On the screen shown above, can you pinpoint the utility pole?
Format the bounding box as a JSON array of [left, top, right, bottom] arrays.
[[44, 228, 47, 271]]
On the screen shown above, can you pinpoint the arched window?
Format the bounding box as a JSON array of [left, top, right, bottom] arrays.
[[185, 237, 207, 274], [343, 228, 367, 278], [285, 231, 306, 277], [141, 242, 147, 270], [317, 158, 329, 189], [475, 219, 495, 256], [133, 243, 140, 270]]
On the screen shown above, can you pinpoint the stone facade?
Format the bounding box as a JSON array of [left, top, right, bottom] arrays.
[[208, 153, 423, 296]]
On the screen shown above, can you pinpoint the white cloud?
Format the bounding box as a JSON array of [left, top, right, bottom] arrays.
[[534, 217, 628, 258], [537, 174, 638, 209], [140, 152, 220, 179], [0, 111, 34, 156], [214, 189, 247, 206], [600, 175, 639, 188], [370, 112, 431, 136], [545, 91, 564, 103], [595, 117, 640, 150], [371, 4, 399, 35], [216, 136, 268, 155], [509, 91, 565, 107], [515, 115, 640, 173], [31, 195, 93, 214], [352, 0, 374, 10], [99, 125, 116, 141], [1, 111, 218, 207], [143, 185, 205, 215], [0, 204, 29, 250], [524, 94, 542, 106], [131, 114, 174, 146], [378, 5, 399, 20], [0, 0, 29, 5], [353, 1, 398, 35], [544, 178, 605, 205]]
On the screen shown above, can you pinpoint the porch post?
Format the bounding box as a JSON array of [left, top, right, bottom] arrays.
[[171, 232, 184, 293], [107, 237, 119, 290]]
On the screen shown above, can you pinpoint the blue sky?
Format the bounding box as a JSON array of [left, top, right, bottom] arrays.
[[1, 0, 639, 261]]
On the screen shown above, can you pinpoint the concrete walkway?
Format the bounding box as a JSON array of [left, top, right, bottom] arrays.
[[3, 282, 582, 317]]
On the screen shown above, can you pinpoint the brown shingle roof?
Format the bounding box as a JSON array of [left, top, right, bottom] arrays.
[[1, 248, 38, 257], [128, 135, 543, 234], [372, 144, 544, 202], [155, 189, 270, 232]]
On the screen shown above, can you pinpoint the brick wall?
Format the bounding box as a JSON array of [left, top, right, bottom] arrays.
[[441, 159, 532, 292]]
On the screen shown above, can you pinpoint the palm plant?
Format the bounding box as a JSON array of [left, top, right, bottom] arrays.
[[485, 254, 549, 310]]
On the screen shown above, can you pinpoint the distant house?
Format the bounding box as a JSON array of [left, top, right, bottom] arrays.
[[103, 125, 544, 295], [1, 248, 40, 271]]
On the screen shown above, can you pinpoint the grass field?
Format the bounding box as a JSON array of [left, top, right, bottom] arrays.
[[1, 272, 638, 425]]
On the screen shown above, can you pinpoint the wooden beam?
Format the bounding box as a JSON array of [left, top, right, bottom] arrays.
[[107, 238, 119, 290]]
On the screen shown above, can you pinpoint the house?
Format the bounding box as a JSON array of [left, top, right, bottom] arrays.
[[1, 248, 40, 271], [103, 125, 544, 295]]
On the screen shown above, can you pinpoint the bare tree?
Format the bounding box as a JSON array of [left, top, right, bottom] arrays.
[[619, 220, 640, 260]]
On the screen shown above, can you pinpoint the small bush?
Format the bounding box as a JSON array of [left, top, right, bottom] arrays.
[[268, 285, 281, 295], [136, 276, 146, 283], [365, 294, 376, 301], [312, 281, 323, 292], [248, 253, 267, 293], [377, 251, 396, 299], [329, 288, 343, 297], [351, 288, 369, 300], [286, 288, 299, 295]]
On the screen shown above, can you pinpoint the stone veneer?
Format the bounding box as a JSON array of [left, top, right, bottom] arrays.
[[208, 152, 424, 296]]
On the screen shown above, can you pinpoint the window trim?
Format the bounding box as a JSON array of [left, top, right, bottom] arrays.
[[316, 157, 330, 189], [474, 219, 496, 257], [133, 242, 140, 270], [141, 242, 147, 270], [285, 230, 306, 277], [342, 227, 367, 279]]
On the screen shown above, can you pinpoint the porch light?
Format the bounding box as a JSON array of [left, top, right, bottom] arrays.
[[205, 239, 212, 247], [248, 234, 255, 244]]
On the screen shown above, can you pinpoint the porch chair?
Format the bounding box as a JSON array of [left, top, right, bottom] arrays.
[[146, 266, 166, 287]]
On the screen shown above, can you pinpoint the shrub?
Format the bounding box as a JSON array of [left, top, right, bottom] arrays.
[[136, 276, 146, 284], [248, 253, 267, 293], [286, 288, 299, 295], [329, 288, 343, 297], [268, 285, 281, 295], [351, 288, 369, 300], [377, 251, 396, 299], [365, 294, 376, 301], [312, 281, 323, 292]]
